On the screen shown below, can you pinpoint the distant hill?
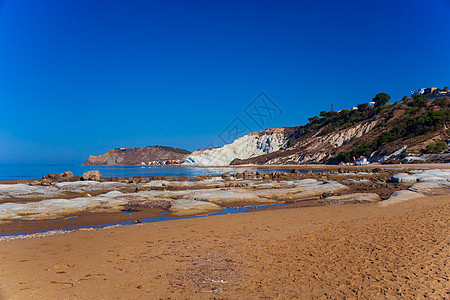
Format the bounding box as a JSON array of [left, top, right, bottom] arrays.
[[231, 94, 449, 165], [82, 146, 191, 166]]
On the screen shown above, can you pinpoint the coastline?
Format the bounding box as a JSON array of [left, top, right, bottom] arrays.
[[1, 163, 448, 235], [2, 163, 449, 185], [231, 162, 450, 170], [0, 194, 447, 299]]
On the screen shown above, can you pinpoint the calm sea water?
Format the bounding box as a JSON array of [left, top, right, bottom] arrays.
[[0, 165, 298, 182]]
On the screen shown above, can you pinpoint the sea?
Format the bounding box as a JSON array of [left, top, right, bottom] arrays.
[[0, 165, 299, 182]]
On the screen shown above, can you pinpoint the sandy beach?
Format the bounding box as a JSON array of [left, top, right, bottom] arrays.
[[2, 0, 449, 298], [0, 193, 448, 299]]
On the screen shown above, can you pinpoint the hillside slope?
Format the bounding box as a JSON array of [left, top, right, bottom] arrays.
[[82, 146, 191, 166], [232, 95, 449, 165]]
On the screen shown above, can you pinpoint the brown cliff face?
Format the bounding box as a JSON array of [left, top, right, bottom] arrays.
[[82, 146, 191, 166]]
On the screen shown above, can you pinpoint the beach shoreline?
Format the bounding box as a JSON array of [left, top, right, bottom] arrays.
[[0, 194, 448, 299], [2, 163, 449, 185], [0, 164, 448, 235]]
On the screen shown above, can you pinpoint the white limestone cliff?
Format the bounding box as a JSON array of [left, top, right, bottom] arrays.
[[182, 128, 287, 166]]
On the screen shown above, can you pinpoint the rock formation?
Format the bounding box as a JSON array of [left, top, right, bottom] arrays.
[[82, 170, 104, 181], [182, 128, 294, 166], [83, 145, 191, 166]]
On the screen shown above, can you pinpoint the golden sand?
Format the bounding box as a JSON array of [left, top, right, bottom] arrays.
[[0, 194, 448, 299]]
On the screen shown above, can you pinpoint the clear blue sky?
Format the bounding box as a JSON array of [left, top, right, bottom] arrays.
[[1, 0, 449, 164]]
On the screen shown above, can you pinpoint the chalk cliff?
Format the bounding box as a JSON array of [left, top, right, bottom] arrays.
[[182, 128, 294, 166]]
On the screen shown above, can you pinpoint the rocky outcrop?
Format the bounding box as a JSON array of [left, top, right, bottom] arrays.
[[0, 177, 347, 223], [401, 153, 450, 164], [377, 190, 424, 207], [82, 170, 104, 181], [43, 171, 75, 182], [323, 193, 381, 204], [0, 181, 134, 204], [169, 200, 223, 216], [391, 169, 450, 183], [182, 128, 293, 166], [378, 169, 450, 206], [83, 146, 191, 166]]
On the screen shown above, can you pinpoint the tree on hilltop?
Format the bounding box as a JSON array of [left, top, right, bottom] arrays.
[[357, 103, 369, 111], [308, 116, 319, 123], [373, 92, 391, 107]]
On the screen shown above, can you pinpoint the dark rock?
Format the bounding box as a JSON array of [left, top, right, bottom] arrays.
[[222, 172, 231, 180], [75, 175, 82, 181], [132, 176, 142, 184], [135, 186, 143, 192], [140, 177, 151, 183], [43, 173, 58, 180], [338, 168, 344, 174], [58, 171, 75, 182], [81, 170, 104, 181], [291, 169, 300, 174], [243, 170, 254, 179], [41, 179, 52, 186], [123, 200, 172, 211], [270, 171, 283, 180]]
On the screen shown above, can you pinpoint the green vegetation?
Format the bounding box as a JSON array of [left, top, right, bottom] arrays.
[[158, 145, 191, 154], [296, 93, 394, 140], [425, 142, 447, 154], [323, 94, 449, 163], [290, 89, 449, 163], [334, 142, 373, 163], [357, 103, 369, 112], [373, 92, 391, 107]]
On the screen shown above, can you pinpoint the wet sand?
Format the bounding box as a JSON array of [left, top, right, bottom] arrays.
[[0, 194, 448, 299], [0, 208, 164, 236]]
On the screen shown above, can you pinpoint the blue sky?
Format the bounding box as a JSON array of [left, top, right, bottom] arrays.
[[0, 0, 449, 164]]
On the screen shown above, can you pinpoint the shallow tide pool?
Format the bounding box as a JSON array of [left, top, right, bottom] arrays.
[[0, 203, 284, 238]]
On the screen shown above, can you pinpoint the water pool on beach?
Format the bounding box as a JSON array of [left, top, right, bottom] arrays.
[[0, 203, 284, 238], [0, 164, 317, 182]]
